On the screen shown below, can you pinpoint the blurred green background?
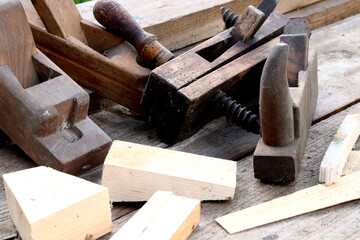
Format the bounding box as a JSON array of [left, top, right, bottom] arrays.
[[74, 0, 92, 4]]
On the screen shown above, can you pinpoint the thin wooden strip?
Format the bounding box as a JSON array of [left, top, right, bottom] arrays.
[[319, 114, 360, 185], [216, 170, 360, 234]]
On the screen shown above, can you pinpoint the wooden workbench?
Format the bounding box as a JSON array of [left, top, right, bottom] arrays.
[[1, 1, 360, 239]]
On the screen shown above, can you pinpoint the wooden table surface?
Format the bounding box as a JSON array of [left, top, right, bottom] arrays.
[[1, 2, 360, 239]]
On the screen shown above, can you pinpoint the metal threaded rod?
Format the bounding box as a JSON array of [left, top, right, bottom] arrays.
[[220, 7, 239, 29], [215, 90, 260, 134]]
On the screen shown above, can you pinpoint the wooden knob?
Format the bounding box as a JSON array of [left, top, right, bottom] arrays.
[[94, 0, 174, 67]]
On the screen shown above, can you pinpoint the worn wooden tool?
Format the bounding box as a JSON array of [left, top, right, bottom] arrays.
[[0, 0, 111, 174], [253, 20, 318, 182], [19, 0, 151, 114], [141, 0, 288, 144]]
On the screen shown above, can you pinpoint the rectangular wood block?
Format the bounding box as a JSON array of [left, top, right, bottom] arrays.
[[3, 166, 112, 240], [102, 140, 237, 202], [110, 191, 200, 240]]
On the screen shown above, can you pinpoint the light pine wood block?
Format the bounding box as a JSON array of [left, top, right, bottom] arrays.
[[216, 170, 360, 234], [319, 113, 360, 185], [110, 191, 200, 240], [102, 140, 237, 202], [3, 166, 112, 240]]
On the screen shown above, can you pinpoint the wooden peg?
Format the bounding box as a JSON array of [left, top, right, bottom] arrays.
[[230, 5, 265, 42]]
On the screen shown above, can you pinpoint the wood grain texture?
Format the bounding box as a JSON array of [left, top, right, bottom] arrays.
[[3, 166, 112, 240], [1, 5, 360, 240], [216, 171, 360, 234], [19, 0, 152, 114], [32, 0, 88, 44], [0, 1, 111, 174], [78, 0, 262, 51], [286, 0, 360, 30], [110, 191, 200, 240], [102, 140, 236, 202], [99, 102, 360, 240], [0, 0, 39, 88], [77, 0, 335, 51], [319, 114, 360, 185], [142, 12, 288, 144], [311, 14, 360, 121]]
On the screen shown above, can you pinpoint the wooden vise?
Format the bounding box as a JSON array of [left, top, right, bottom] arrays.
[[19, 0, 152, 114], [141, 0, 288, 144], [253, 19, 318, 182], [0, 1, 111, 174]]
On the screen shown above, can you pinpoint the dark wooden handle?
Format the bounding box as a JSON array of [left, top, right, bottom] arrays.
[[94, 0, 173, 66]]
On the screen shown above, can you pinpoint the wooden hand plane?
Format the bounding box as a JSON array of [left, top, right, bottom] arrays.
[[0, 0, 111, 174], [140, 0, 289, 144], [18, 0, 152, 114], [253, 19, 318, 182]]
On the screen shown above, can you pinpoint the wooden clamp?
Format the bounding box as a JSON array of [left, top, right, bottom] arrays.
[[253, 19, 318, 182], [19, 0, 151, 114], [0, 0, 111, 174], [140, 0, 288, 144]]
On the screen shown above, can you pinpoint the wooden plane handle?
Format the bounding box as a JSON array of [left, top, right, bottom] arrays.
[[93, 0, 174, 67]]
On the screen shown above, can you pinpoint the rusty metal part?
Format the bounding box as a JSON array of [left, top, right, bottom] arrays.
[[221, 7, 239, 29], [215, 90, 260, 134], [93, 0, 174, 67]]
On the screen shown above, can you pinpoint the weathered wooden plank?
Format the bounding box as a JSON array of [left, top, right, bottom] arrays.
[[77, 0, 358, 51], [286, 0, 360, 30], [78, 0, 263, 51], [311, 14, 360, 121]]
